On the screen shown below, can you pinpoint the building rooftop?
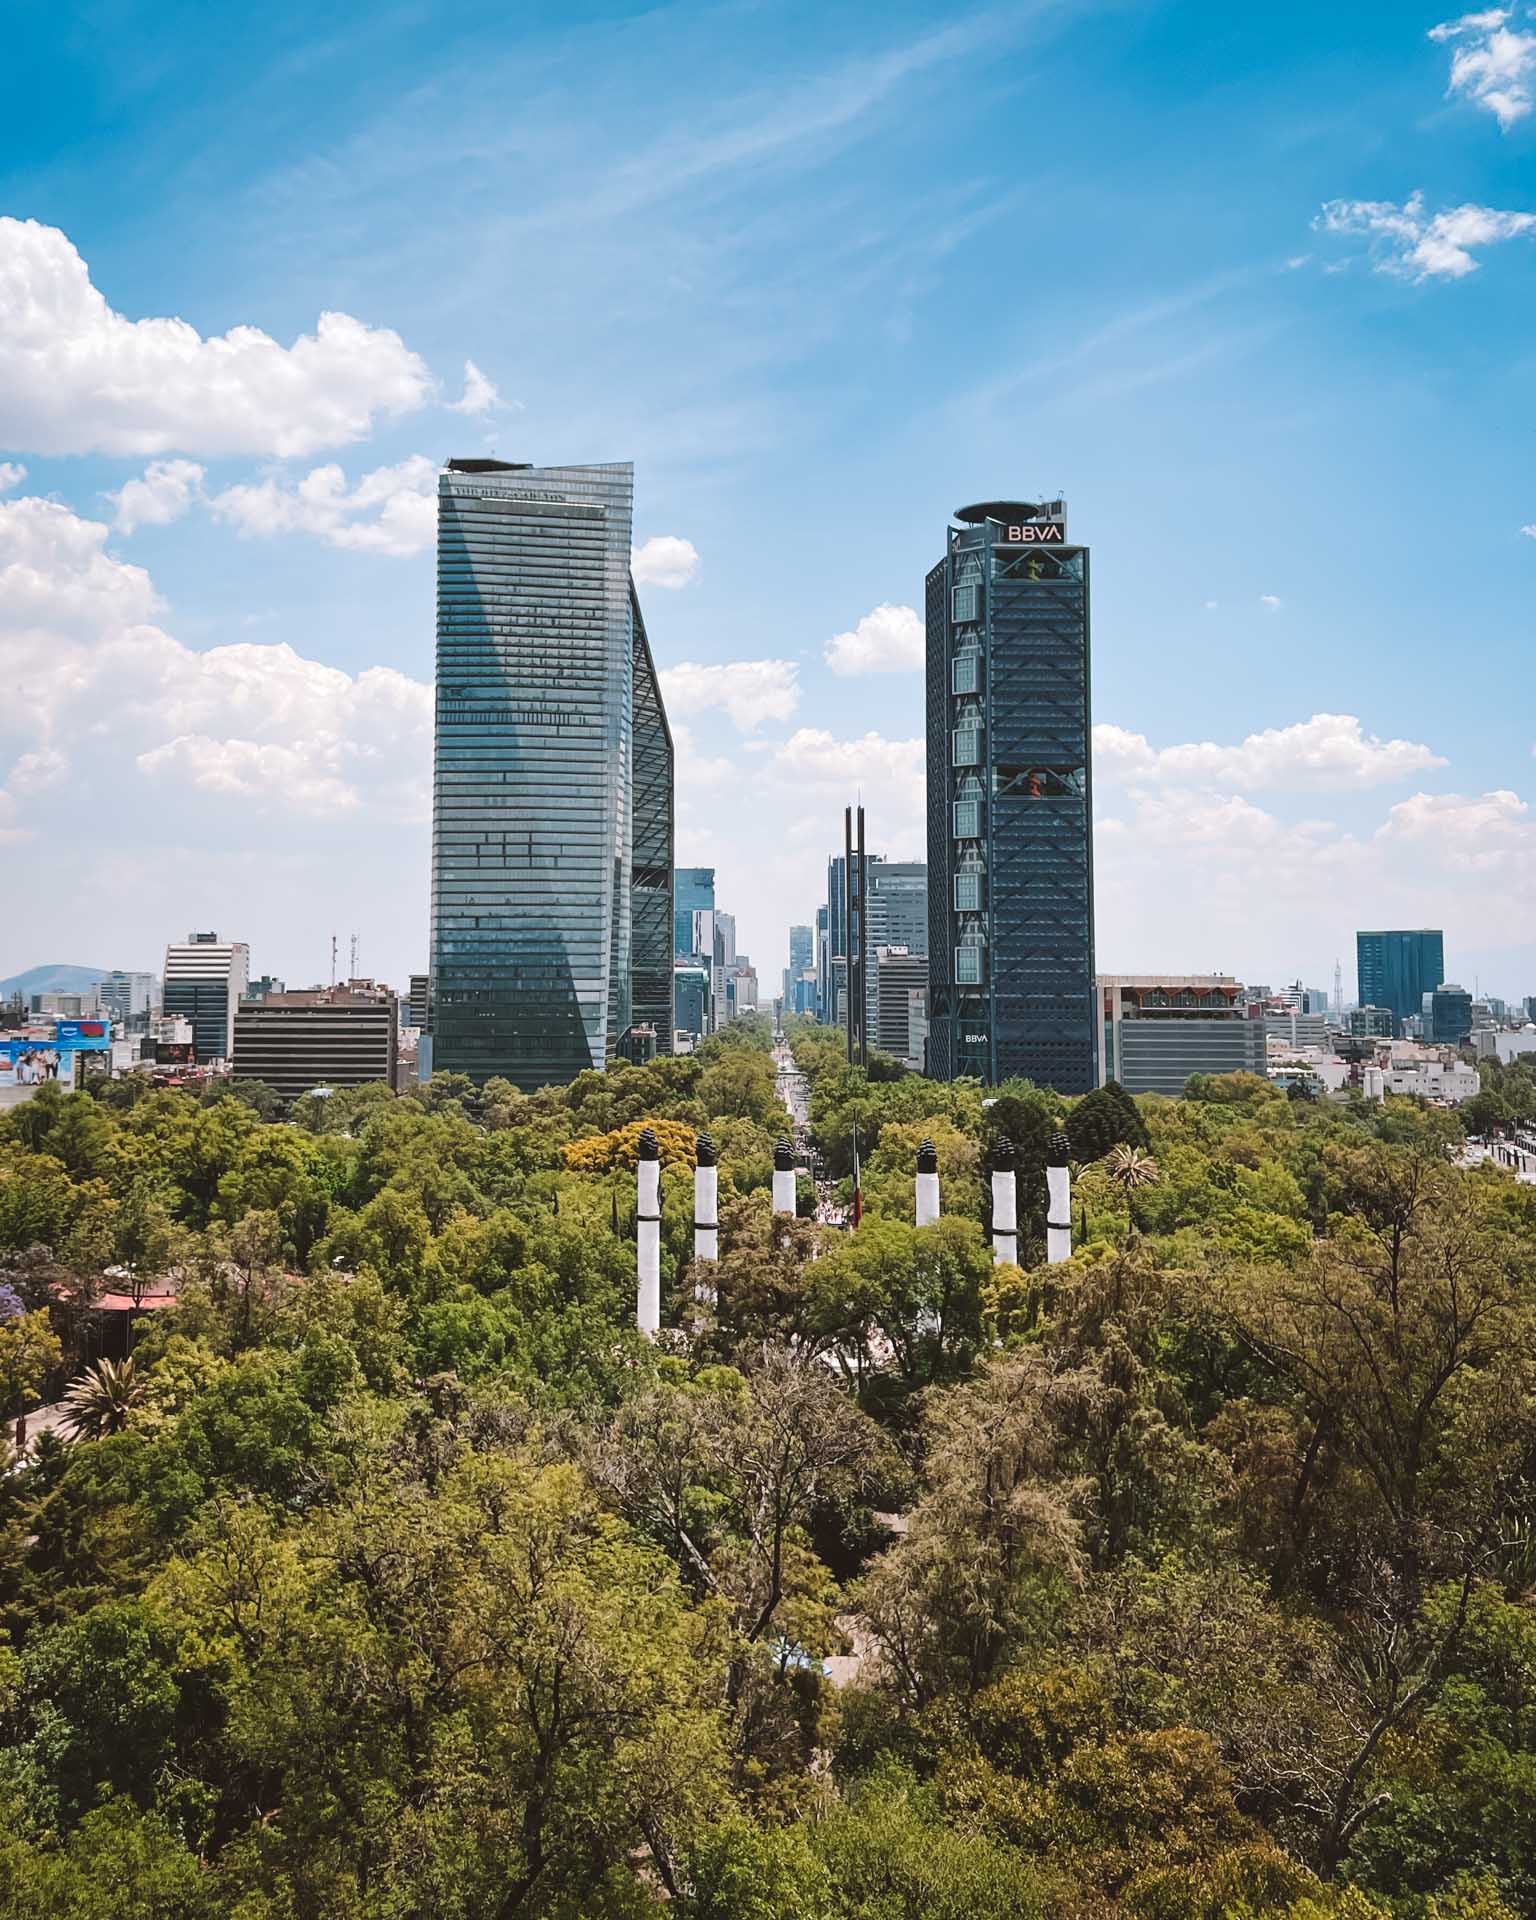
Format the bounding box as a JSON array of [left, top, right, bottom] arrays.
[[953, 498, 1065, 525]]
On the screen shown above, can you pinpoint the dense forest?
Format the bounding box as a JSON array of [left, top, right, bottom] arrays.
[[2, 1017, 1534, 1918]]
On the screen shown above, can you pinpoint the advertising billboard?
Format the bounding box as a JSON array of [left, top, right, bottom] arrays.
[[0, 1021, 113, 1086]]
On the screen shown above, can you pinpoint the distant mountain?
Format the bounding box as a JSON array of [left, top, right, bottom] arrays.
[[0, 964, 109, 1000]]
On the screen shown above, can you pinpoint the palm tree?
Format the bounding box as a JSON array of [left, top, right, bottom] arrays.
[[1102, 1144, 1160, 1241], [57, 1356, 142, 1440]]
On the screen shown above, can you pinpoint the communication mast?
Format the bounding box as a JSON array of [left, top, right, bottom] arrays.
[[330, 934, 338, 988], [349, 932, 359, 981], [1333, 958, 1343, 1013]]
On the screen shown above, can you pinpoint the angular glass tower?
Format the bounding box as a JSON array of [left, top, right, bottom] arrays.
[[430, 459, 672, 1087], [925, 499, 1097, 1092]]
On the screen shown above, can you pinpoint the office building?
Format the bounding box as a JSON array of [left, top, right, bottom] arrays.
[[673, 963, 711, 1047], [1265, 1008, 1331, 1049], [1356, 929, 1445, 1034], [1349, 1005, 1395, 1039], [726, 958, 758, 1018], [784, 924, 813, 1007], [875, 947, 928, 1067], [429, 458, 673, 1088], [97, 971, 158, 1022], [29, 989, 101, 1018], [713, 910, 737, 1028], [926, 498, 1096, 1090], [814, 905, 829, 1022], [866, 861, 927, 1040], [1423, 982, 1473, 1048], [675, 868, 716, 959], [246, 975, 286, 1003], [163, 933, 249, 1064], [407, 974, 430, 1032], [232, 983, 398, 1102], [1099, 976, 1266, 1096]]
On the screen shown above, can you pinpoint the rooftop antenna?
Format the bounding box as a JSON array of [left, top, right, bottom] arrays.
[[349, 931, 359, 981], [1334, 958, 1342, 1013], [330, 934, 338, 989]]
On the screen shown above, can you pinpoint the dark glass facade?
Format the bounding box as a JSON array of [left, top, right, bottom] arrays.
[[629, 588, 674, 1053], [926, 501, 1097, 1092], [1356, 928, 1444, 1034], [430, 460, 672, 1087]]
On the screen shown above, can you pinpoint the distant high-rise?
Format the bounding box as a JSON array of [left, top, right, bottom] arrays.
[[865, 862, 926, 1044], [1424, 982, 1473, 1047], [163, 933, 249, 1063], [1356, 929, 1445, 1034], [98, 970, 158, 1021], [429, 459, 673, 1087], [784, 924, 813, 1011], [675, 868, 716, 959], [926, 498, 1097, 1091]]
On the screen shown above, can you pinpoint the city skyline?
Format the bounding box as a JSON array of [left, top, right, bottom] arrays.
[[2, 1, 1534, 1001]]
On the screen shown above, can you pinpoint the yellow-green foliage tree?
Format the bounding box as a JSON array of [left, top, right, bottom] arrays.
[[564, 1116, 701, 1174]]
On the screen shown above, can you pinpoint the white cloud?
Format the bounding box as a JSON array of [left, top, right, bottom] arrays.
[[659, 658, 798, 730], [107, 458, 206, 534], [1094, 782, 1536, 973], [1521, 522, 1536, 539], [1430, 10, 1536, 127], [1316, 191, 1536, 278], [0, 493, 430, 832], [0, 218, 433, 457], [632, 534, 700, 590], [671, 721, 733, 796], [1259, 593, 1283, 611], [0, 462, 25, 493], [446, 358, 501, 414], [1092, 713, 1446, 792], [824, 602, 924, 675], [210, 455, 437, 556], [7, 748, 67, 794], [771, 727, 925, 790]]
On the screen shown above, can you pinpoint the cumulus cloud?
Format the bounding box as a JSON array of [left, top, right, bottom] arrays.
[[210, 456, 437, 557], [772, 727, 925, 790], [1092, 713, 1446, 792], [1259, 593, 1283, 611], [0, 218, 433, 457], [0, 462, 24, 492], [1093, 781, 1536, 973], [824, 602, 924, 675], [1316, 190, 1536, 278], [0, 493, 430, 831], [632, 534, 700, 590], [1522, 523, 1536, 539], [446, 358, 501, 414], [659, 658, 798, 730], [107, 459, 206, 534], [1430, 9, 1536, 127]]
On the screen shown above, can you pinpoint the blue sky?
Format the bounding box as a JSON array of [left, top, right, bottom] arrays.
[[1, 0, 1533, 1003]]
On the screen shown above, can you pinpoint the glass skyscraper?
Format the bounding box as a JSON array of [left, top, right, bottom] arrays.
[[430, 458, 673, 1087], [925, 499, 1097, 1092], [1356, 928, 1444, 1035]]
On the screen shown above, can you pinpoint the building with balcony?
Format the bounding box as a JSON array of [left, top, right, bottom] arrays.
[[1098, 975, 1266, 1096]]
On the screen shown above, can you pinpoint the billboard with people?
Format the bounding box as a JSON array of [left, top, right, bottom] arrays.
[[0, 1020, 112, 1087]]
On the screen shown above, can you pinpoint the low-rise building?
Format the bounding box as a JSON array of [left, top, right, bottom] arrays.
[[1099, 975, 1267, 1096], [232, 981, 398, 1102]]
